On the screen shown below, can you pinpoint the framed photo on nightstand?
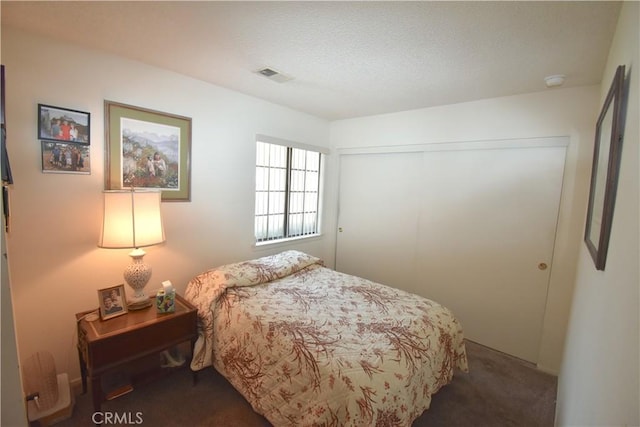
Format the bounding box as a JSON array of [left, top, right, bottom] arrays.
[[98, 285, 128, 320]]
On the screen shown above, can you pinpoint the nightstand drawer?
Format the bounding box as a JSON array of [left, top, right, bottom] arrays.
[[87, 309, 196, 370]]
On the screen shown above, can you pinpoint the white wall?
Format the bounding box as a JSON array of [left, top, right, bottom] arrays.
[[329, 85, 600, 373], [1, 26, 332, 382], [556, 2, 639, 426]]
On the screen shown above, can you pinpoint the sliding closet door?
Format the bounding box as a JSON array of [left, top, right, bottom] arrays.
[[336, 152, 422, 289], [417, 145, 565, 363], [336, 139, 566, 363]]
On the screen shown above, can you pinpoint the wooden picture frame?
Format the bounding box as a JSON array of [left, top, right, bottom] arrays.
[[584, 65, 626, 271], [105, 101, 191, 202], [38, 104, 90, 144], [98, 284, 128, 320]]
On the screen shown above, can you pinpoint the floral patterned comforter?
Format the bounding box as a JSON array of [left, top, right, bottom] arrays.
[[185, 250, 468, 426]]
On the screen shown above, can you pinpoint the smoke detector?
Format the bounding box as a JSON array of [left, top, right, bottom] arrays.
[[544, 74, 566, 88], [256, 67, 294, 83]]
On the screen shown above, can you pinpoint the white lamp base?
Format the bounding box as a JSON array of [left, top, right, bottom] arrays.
[[124, 248, 153, 310]]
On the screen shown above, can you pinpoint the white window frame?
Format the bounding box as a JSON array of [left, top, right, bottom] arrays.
[[254, 135, 327, 245]]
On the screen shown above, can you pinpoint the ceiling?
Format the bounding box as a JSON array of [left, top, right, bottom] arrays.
[[1, 1, 621, 121]]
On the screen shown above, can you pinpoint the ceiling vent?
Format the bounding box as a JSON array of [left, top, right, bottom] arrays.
[[256, 67, 294, 83]]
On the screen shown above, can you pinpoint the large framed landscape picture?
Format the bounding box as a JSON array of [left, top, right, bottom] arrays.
[[105, 101, 191, 201]]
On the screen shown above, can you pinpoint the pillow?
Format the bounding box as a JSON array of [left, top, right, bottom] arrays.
[[184, 250, 323, 370]]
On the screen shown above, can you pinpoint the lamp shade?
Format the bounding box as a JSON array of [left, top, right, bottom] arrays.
[[98, 190, 165, 249]]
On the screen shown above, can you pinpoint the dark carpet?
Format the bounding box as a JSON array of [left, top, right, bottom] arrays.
[[54, 340, 557, 426]]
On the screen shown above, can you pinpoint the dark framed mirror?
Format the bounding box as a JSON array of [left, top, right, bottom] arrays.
[[584, 65, 625, 271]]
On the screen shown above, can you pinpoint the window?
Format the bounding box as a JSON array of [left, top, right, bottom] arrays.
[[255, 136, 323, 243]]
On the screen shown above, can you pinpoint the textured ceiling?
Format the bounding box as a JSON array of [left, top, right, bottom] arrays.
[[1, 1, 621, 120]]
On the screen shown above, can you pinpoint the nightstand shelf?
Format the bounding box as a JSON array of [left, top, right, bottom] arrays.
[[76, 294, 197, 412]]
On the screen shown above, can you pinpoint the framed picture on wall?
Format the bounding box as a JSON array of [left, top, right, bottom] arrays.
[[41, 141, 90, 174], [104, 101, 192, 202], [98, 284, 128, 320], [584, 65, 626, 271], [38, 104, 90, 144]]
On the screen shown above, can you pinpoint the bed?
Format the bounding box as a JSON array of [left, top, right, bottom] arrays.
[[185, 250, 467, 426]]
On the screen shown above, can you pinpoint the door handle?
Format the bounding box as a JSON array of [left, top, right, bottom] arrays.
[[538, 262, 548, 270]]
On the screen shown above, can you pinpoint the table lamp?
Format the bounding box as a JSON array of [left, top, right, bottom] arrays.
[[98, 189, 165, 310]]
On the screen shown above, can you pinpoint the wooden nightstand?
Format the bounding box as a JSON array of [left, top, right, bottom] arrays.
[[76, 294, 197, 412]]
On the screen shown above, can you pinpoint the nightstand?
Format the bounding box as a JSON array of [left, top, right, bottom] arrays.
[[76, 294, 197, 412]]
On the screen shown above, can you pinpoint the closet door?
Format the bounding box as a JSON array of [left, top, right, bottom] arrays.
[[336, 140, 566, 363], [336, 152, 422, 290], [417, 145, 565, 362]]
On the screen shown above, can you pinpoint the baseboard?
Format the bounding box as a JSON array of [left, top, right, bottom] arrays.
[[535, 363, 559, 376], [68, 377, 83, 397]]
